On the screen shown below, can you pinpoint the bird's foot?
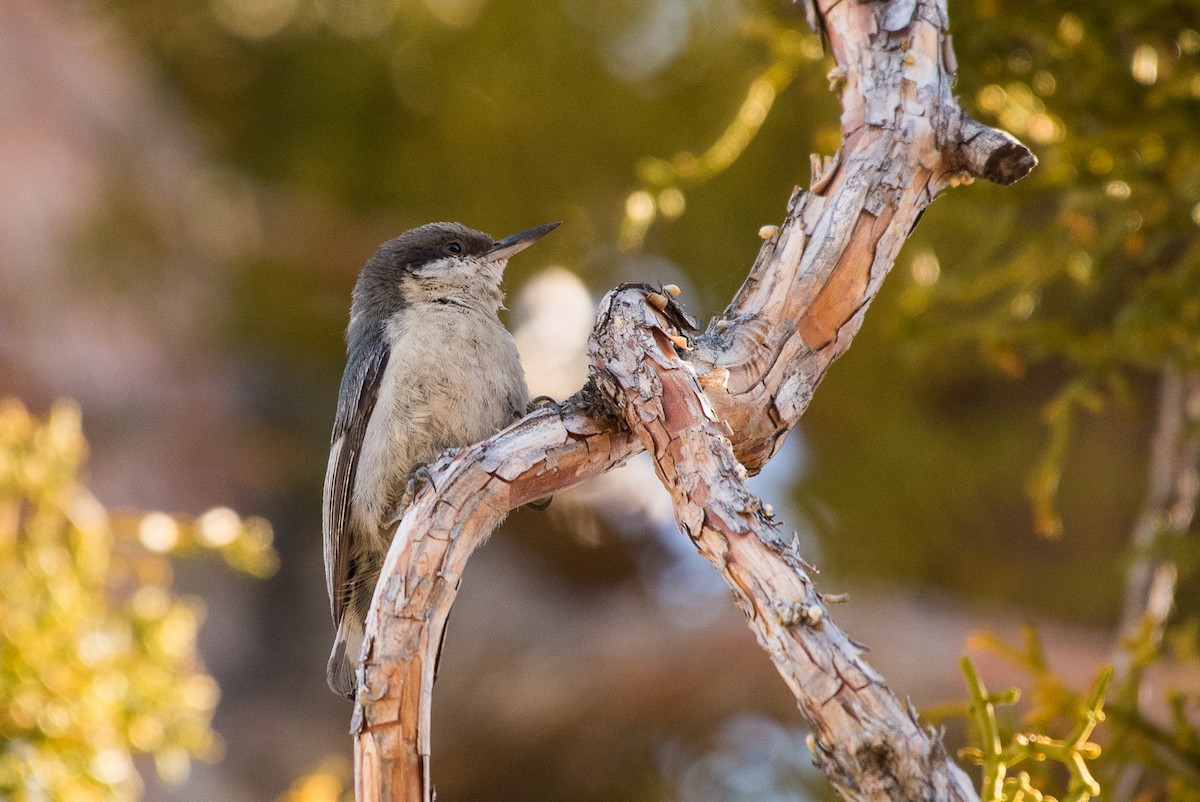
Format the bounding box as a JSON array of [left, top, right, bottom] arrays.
[[385, 463, 436, 526]]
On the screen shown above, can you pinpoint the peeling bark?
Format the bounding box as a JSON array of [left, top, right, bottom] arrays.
[[351, 400, 640, 802], [592, 288, 977, 801], [353, 0, 1035, 799]]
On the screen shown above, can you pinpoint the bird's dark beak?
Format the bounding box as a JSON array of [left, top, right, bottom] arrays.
[[486, 221, 561, 263]]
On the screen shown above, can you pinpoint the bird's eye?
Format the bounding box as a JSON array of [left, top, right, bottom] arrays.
[[444, 241, 463, 255]]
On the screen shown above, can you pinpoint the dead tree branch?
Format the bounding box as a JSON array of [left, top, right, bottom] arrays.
[[592, 287, 977, 799], [351, 400, 640, 802], [353, 0, 1035, 799], [694, 0, 1034, 472]]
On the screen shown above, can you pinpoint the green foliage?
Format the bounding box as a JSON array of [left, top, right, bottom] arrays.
[[618, 18, 827, 251], [0, 400, 276, 800], [959, 650, 1108, 802], [958, 624, 1200, 801]]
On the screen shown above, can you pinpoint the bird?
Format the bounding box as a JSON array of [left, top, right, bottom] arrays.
[[323, 220, 560, 698]]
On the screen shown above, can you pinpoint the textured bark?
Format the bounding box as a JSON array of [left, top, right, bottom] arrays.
[[353, 0, 1035, 799], [351, 400, 640, 802], [592, 288, 977, 800], [693, 0, 1034, 473]]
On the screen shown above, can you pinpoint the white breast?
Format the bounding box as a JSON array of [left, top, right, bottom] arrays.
[[350, 304, 529, 552]]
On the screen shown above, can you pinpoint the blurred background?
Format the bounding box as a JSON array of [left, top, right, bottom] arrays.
[[1, 0, 1199, 799]]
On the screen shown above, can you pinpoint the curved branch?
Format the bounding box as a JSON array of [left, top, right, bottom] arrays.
[[352, 399, 639, 801]]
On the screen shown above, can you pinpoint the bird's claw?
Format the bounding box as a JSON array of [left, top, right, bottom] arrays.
[[406, 463, 435, 499], [386, 464, 436, 526], [527, 395, 562, 415]]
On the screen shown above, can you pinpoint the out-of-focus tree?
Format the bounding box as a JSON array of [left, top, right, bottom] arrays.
[[900, 6, 1200, 798], [0, 400, 276, 800], [275, 759, 352, 802], [910, 2, 1200, 534]]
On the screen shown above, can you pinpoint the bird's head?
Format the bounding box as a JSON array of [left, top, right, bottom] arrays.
[[349, 221, 560, 337]]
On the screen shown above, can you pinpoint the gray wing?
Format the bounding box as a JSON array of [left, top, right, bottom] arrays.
[[323, 331, 390, 625]]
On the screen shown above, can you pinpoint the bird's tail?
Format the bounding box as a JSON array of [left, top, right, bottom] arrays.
[[327, 614, 365, 699]]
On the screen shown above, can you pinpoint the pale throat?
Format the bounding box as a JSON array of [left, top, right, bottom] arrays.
[[401, 257, 507, 314]]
